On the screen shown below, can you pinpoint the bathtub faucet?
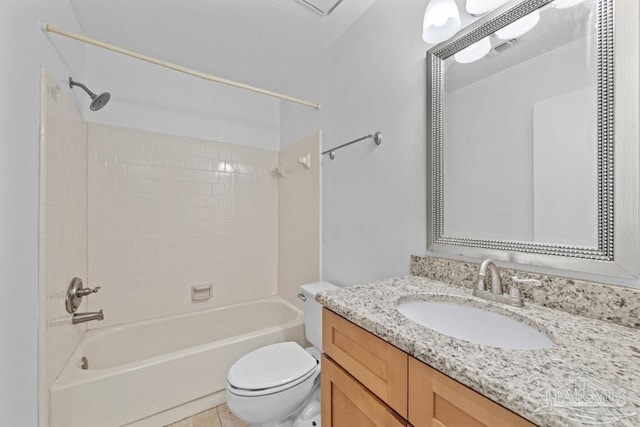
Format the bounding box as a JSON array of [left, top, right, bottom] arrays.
[[73, 310, 104, 324]]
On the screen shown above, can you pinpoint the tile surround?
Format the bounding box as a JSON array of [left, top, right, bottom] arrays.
[[411, 255, 640, 329], [38, 70, 88, 423], [278, 132, 322, 308], [88, 124, 279, 327]]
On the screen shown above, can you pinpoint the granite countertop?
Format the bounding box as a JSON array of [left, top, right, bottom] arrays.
[[317, 275, 640, 427]]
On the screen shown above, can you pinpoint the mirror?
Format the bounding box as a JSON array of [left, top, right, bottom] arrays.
[[427, 0, 640, 279], [444, 1, 598, 247]]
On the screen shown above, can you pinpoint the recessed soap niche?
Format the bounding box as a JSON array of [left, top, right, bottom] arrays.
[[192, 284, 213, 302]]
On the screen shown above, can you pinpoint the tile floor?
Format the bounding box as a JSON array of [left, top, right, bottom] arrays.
[[166, 404, 248, 427]]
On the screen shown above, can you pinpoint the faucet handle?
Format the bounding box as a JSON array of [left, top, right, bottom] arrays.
[[511, 277, 542, 288], [508, 284, 522, 299], [505, 284, 524, 306], [508, 277, 541, 304], [76, 286, 101, 297]]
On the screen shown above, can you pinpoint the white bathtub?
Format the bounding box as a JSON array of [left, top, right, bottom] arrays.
[[50, 296, 305, 427]]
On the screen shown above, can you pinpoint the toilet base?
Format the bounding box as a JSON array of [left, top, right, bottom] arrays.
[[248, 379, 321, 427], [292, 384, 321, 427]]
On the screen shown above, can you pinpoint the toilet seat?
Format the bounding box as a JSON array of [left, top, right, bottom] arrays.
[[227, 365, 319, 397], [227, 342, 318, 397]]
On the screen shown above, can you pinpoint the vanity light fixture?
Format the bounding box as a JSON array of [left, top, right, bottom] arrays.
[[465, 0, 509, 17], [454, 37, 492, 63], [552, 0, 586, 8], [422, 0, 462, 44], [495, 9, 540, 39]]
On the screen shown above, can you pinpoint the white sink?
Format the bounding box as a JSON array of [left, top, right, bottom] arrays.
[[397, 301, 554, 350]]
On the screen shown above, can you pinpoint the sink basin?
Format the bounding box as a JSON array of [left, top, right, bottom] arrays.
[[397, 301, 554, 350]]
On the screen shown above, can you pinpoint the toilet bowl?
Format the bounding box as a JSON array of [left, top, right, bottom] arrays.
[[226, 281, 338, 426], [226, 342, 320, 424]]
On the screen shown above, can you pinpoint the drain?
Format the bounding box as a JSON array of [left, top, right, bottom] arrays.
[[81, 356, 89, 370]]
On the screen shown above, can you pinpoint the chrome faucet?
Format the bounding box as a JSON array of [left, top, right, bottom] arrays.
[[73, 310, 104, 324], [472, 259, 524, 307]]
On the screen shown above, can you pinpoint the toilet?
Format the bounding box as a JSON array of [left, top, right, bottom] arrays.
[[226, 281, 338, 426]]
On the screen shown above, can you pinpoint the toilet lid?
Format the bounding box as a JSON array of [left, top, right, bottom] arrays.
[[227, 342, 317, 391]]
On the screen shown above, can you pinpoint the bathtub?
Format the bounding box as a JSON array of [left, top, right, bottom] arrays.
[[50, 296, 305, 427]]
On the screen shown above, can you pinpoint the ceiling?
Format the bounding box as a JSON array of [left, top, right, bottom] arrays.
[[69, 0, 377, 92]]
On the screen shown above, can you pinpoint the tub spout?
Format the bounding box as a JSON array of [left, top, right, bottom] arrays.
[[72, 310, 104, 324]]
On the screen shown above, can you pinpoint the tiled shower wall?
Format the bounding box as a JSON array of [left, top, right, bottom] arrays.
[[87, 124, 279, 328], [39, 70, 88, 418], [278, 132, 322, 309]]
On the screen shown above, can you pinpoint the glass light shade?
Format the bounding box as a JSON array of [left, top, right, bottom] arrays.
[[422, 0, 462, 44], [495, 10, 540, 39], [454, 37, 492, 64], [552, 0, 586, 8], [465, 0, 509, 16]]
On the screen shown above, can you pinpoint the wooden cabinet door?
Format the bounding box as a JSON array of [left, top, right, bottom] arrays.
[[408, 357, 536, 427], [323, 308, 408, 418], [322, 354, 407, 427]]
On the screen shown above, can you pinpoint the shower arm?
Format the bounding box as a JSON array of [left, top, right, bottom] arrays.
[[69, 78, 96, 98]]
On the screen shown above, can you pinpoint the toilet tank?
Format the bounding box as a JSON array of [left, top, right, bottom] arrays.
[[300, 281, 338, 351]]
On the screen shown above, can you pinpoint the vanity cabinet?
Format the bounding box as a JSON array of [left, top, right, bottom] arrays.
[[408, 357, 535, 427], [322, 355, 408, 427], [322, 308, 408, 418], [322, 308, 536, 427]]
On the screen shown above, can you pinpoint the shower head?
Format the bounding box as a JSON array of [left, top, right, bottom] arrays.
[[89, 92, 111, 111], [68, 77, 111, 111]]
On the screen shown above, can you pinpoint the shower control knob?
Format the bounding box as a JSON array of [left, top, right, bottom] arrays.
[[76, 286, 101, 297], [65, 279, 101, 314]]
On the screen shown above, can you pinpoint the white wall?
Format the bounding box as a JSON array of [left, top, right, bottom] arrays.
[[0, 1, 86, 425], [85, 47, 281, 150], [280, 0, 428, 285]]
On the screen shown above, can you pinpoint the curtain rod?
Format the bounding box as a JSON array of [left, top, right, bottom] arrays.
[[44, 24, 321, 110]]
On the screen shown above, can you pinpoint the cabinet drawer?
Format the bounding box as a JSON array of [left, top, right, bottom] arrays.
[[322, 354, 407, 427], [323, 308, 408, 418], [408, 357, 536, 427]]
